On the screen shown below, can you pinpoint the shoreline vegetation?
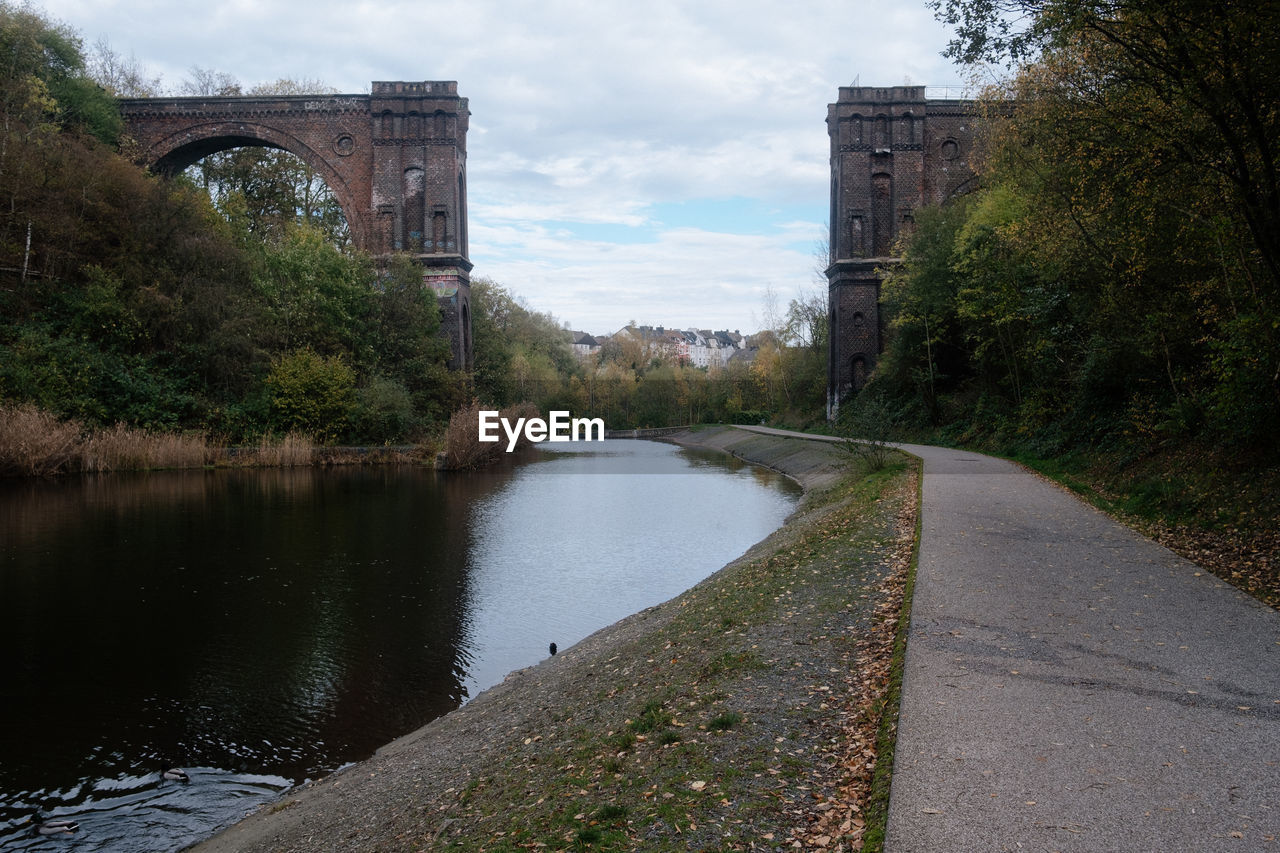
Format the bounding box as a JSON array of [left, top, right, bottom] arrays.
[[0, 402, 437, 477], [440, 400, 541, 470], [187, 426, 919, 853]]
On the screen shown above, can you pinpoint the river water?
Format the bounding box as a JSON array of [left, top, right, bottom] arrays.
[[0, 439, 799, 851]]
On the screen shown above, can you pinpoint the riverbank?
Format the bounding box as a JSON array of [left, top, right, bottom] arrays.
[[0, 402, 440, 476], [185, 426, 918, 852]]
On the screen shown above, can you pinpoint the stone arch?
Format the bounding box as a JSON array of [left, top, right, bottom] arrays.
[[145, 120, 368, 246], [120, 82, 474, 370]]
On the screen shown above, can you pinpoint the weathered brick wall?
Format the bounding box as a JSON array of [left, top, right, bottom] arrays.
[[119, 82, 474, 370], [826, 86, 982, 417]]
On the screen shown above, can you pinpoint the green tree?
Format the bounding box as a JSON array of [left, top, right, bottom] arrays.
[[0, 2, 121, 144], [933, 0, 1280, 297], [265, 348, 356, 443], [469, 276, 575, 407], [878, 201, 972, 424]]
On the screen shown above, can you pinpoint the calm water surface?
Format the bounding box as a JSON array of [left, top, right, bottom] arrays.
[[0, 440, 798, 851]]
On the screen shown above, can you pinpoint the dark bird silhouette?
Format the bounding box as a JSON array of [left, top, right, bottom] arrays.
[[549, 642, 557, 656]]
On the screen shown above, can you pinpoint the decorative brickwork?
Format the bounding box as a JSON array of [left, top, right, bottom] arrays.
[[826, 86, 981, 418], [119, 82, 473, 370]]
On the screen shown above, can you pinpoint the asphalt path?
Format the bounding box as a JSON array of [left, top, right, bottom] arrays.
[[735, 427, 1280, 851]]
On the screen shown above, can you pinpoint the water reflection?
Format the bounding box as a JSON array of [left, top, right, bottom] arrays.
[[0, 441, 798, 851]]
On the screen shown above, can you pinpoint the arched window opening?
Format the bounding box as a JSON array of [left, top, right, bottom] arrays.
[[457, 172, 467, 254], [851, 355, 868, 391], [901, 113, 916, 145], [403, 167, 426, 253], [871, 173, 893, 256], [873, 115, 890, 149]]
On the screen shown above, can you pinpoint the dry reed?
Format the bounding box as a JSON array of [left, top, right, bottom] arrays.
[[80, 423, 218, 472], [250, 432, 316, 467], [442, 400, 540, 470], [0, 404, 84, 476]]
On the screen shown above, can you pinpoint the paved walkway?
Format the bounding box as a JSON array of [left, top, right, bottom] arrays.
[[736, 428, 1280, 851]]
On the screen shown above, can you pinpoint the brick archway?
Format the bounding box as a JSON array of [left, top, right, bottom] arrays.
[[141, 118, 370, 244], [119, 81, 473, 369]]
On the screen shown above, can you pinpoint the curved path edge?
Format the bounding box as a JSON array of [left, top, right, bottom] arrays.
[[735, 427, 1280, 851]]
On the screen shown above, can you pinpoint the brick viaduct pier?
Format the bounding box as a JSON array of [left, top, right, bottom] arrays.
[[118, 81, 473, 370], [825, 86, 981, 417]]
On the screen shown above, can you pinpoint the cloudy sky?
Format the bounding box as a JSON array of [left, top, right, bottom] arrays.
[[39, 0, 964, 334]]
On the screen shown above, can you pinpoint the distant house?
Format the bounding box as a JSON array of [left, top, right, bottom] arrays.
[[661, 328, 691, 364], [603, 324, 754, 368], [569, 330, 600, 359]]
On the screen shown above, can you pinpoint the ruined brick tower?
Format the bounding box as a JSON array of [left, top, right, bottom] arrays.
[[826, 86, 980, 418], [119, 81, 473, 370]]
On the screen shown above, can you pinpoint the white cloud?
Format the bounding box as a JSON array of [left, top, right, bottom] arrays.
[[470, 215, 827, 333]]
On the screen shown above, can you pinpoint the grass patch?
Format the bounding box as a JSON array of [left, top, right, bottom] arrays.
[[697, 650, 762, 679], [628, 700, 673, 734], [605, 731, 636, 753], [594, 804, 627, 821], [707, 711, 742, 732]]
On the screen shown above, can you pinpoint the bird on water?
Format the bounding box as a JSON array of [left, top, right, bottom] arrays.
[[31, 814, 80, 836], [549, 642, 557, 656], [162, 765, 190, 782]]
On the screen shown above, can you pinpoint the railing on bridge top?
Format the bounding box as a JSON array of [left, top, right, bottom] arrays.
[[924, 85, 979, 100]]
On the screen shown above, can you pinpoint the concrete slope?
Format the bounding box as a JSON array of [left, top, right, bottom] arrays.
[[735, 428, 1280, 850]]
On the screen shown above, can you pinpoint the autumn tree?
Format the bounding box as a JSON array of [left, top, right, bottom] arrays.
[[934, 0, 1280, 297], [871, 0, 1279, 448]]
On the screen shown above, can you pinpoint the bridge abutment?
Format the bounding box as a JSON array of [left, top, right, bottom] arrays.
[[825, 86, 981, 419]]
